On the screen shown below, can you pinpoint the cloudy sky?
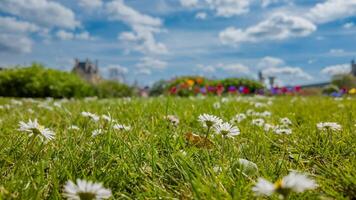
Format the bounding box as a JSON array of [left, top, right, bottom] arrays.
[[0, 0, 356, 86]]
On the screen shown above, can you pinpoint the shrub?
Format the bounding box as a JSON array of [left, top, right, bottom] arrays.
[[322, 84, 339, 95], [149, 80, 168, 96], [332, 74, 356, 90], [95, 80, 134, 98], [160, 76, 264, 96], [0, 64, 94, 98], [0, 64, 134, 98]]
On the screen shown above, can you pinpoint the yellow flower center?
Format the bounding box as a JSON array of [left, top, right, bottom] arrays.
[[78, 192, 96, 200]]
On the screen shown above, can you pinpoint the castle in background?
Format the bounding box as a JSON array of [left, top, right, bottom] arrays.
[[72, 58, 101, 84], [351, 60, 356, 76]]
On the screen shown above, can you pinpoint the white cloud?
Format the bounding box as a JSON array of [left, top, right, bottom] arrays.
[[261, 0, 280, 7], [220, 63, 250, 74], [196, 64, 216, 73], [195, 12, 207, 20], [256, 57, 312, 80], [106, 0, 167, 55], [262, 66, 312, 80], [180, 0, 199, 7], [118, 26, 168, 55], [107, 65, 129, 74], [257, 56, 285, 68], [343, 22, 354, 29], [78, 0, 103, 9], [307, 0, 356, 24], [0, 17, 39, 53], [56, 30, 74, 40], [76, 31, 93, 40], [329, 49, 345, 55], [0, 17, 39, 34], [321, 64, 351, 76], [0, 34, 33, 53], [136, 57, 167, 70], [219, 13, 316, 45], [0, 0, 80, 29], [206, 0, 251, 17], [106, 0, 162, 27], [56, 30, 93, 41], [136, 68, 152, 75]]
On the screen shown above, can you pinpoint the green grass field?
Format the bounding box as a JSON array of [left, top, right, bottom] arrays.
[[0, 96, 355, 199]]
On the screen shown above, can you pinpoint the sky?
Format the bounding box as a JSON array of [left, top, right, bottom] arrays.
[[0, 0, 356, 86]]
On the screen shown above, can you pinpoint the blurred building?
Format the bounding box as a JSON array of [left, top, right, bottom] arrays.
[[352, 60, 356, 76], [72, 58, 101, 84]]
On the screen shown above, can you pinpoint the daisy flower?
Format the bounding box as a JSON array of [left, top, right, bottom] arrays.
[[164, 115, 179, 126], [281, 172, 318, 193], [113, 124, 131, 131], [92, 129, 103, 137], [274, 127, 292, 135], [213, 102, 221, 109], [81, 112, 100, 122], [69, 125, 80, 131], [18, 119, 55, 141], [252, 118, 265, 127], [246, 109, 256, 116], [252, 172, 317, 198], [198, 114, 222, 128], [252, 178, 275, 196], [264, 123, 275, 132], [230, 113, 246, 123], [316, 122, 342, 131], [63, 179, 112, 200], [280, 118, 292, 126], [261, 111, 272, 117], [101, 114, 115, 123], [214, 122, 240, 138]]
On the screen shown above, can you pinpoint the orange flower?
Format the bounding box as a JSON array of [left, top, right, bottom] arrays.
[[196, 78, 203, 84], [186, 79, 195, 87]]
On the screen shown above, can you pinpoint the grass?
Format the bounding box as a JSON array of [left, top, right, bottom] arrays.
[[0, 96, 355, 199]]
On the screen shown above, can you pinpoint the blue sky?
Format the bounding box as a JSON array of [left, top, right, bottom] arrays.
[[0, 0, 356, 86]]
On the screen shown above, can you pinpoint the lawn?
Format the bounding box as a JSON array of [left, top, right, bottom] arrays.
[[0, 96, 355, 199]]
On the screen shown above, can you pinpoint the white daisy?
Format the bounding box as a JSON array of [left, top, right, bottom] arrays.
[[18, 119, 55, 141], [246, 109, 256, 116], [316, 122, 342, 131], [81, 112, 100, 122], [252, 178, 275, 196], [281, 172, 317, 193], [101, 114, 115, 122], [261, 111, 272, 117], [231, 113, 246, 123], [264, 123, 275, 132], [113, 124, 131, 131], [63, 179, 112, 200], [164, 115, 179, 126], [280, 118, 292, 126], [274, 127, 292, 135], [198, 114, 222, 128], [69, 125, 80, 131], [214, 122, 240, 138], [92, 129, 103, 137], [213, 102, 221, 109], [253, 172, 317, 197], [252, 118, 265, 127]]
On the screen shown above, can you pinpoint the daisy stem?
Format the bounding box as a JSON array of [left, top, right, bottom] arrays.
[[204, 126, 211, 140], [221, 136, 225, 164]]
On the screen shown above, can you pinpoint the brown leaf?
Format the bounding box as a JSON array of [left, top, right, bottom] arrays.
[[184, 132, 214, 149]]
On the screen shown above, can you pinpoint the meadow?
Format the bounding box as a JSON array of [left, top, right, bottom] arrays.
[[0, 96, 355, 200]]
